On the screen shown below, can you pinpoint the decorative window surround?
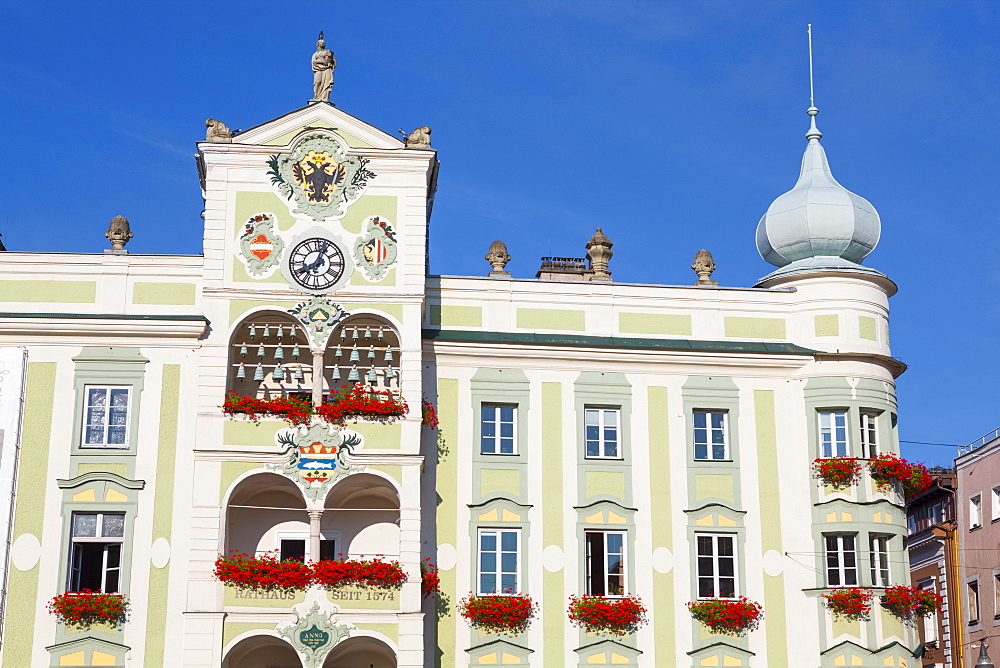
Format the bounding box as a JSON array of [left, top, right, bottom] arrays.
[[695, 533, 738, 599], [477, 528, 520, 595], [584, 408, 621, 460], [471, 368, 529, 505], [693, 410, 729, 461], [819, 410, 849, 458], [71, 347, 148, 462], [860, 411, 880, 459], [869, 535, 890, 587]]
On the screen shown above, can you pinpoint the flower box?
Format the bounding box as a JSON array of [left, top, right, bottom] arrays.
[[812, 457, 862, 489], [311, 556, 407, 590], [317, 384, 408, 425], [686, 597, 763, 636], [567, 595, 647, 636], [867, 454, 933, 497], [458, 594, 537, 635], [222, 392, 313, 425], [48, 591, 129, 628], [822, 587, 874, 621], [421, 558, 441, 599], [421, 398, 439, 430], [881, 585, 942, 620], [213, 552, 313, 591]]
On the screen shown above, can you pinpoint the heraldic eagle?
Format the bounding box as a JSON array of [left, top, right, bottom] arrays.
[[293, 158, 346, 203]]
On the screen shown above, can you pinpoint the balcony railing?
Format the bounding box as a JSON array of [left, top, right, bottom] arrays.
[[959, 427, 1000, 456]]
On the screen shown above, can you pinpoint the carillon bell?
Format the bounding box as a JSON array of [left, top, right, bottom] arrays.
[[253, 364, 264, 381], [367, 346, 376, 359], [340, 328, 347, 339], [292, 345, 301, 358], [332, 366, 341, 380], [352, 327, 359, 340], [385, 367, 395, 379], [249, 324, 256, 338], [384, 348, 394, 361], [335, 345, 343, 357], [275, 346, 285, 360], [349, 347, 360, 362], [239, 344, 248, 356], [273, 365, 284, 381], [348, 365, 360, 381], [257, 345, 265, 357], [367, 367, 378, 383], [363, 326, 372, 338], [294, 365, 304, 381], [377, 328, 384, 340], [263, 325, 270, 339], [276, 325, 283, 339], [236, 363, 246, 379]]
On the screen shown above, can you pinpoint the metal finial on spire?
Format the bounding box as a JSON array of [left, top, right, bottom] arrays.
[[806, 24, 822, 141]]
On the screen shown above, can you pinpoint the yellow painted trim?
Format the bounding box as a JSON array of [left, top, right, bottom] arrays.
[[0, 280, 95, 303], [478, 509, 499, 522], [132, 282, 197, 306], [104, 488, 128, 503], [92, 650, 118, 665], [59, 651, 86, 666], [516, 308, 585, 332], [72, 488, 96, 502]]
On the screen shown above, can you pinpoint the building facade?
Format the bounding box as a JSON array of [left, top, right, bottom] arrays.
[[906, 469, 961, 667], [0, 57, 919, 667]]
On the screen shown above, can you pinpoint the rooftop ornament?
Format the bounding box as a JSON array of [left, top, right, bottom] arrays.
[[692, 249, 718, 286], [204, 118, 234, 143], [105, 215, 133, 253], [400, 126, 432, 149], [585, 227, 613, 282], [309, 30, 336, 104], [485, 240, 511, 278]]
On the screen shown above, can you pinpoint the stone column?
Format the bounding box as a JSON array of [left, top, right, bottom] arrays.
[[308, 510, 323, 563], [311, 350, 325, 405]]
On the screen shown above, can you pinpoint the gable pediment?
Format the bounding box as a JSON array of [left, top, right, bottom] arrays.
[[230, 103, 405, 150]]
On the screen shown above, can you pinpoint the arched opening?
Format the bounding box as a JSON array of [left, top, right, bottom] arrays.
[[229, 311, 311, 399], [223, 634, 301, 668], [323, 474, 400, 559], [322, 636, 396, 668], [226, 473, 308, 560], [325, 315, 400, 394]]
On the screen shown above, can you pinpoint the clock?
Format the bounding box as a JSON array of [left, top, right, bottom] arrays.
[[287, 237, 347, 291]]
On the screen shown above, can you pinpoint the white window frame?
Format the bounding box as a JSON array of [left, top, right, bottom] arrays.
[[992, 486, 1000, 522], [696, 533, 738, 599], [969, 579, 980, 622], [481, 404, 518, 455], [818, 410, 849, 458], [477, 528, 520, 595], [274, 530, 341, 562], [693, 410, 729, 461], [921, 579, 939, 642], [81, 385, 132, 449], [585, 530, 628, 598], [825, 534, 858, 587], [69, 512, 125, 593], [860, 411, 879, 459], [584, 407, 621, 459], [869, 535, 890, 587], [970, 495, 982, 530]]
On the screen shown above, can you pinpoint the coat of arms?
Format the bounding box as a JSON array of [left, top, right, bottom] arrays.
[[266, 133, 376, 221], [353, 216, 398, 282], [238, 213, 285, 276], [289, 297, 349, 348], [271, 423, 364, 500]]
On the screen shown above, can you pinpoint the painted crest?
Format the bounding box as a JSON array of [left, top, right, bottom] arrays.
[[289, 297, 349, 349], [266, 133, 376, 221], [352, 216, 399, 282], [270, 423, 364, 500], [277, 603, 352, 668], [238, 213, 285, 276]]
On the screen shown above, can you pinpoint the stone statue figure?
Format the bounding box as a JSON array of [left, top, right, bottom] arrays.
[[310, 31, 336, 103], [403, 126, 432, 149], [105, 215, 133, 252], [204, 118, 233, 143]]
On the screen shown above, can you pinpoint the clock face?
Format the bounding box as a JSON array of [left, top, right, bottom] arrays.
[[288, 237, 346, 291]]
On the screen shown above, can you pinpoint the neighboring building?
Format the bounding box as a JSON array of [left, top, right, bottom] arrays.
[[955, 428, 1000, 665], [906, 468, 961, 667], [0, 48, 919, 667]]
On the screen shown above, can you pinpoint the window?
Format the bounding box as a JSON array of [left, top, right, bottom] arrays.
[[69, 512, 125, 592], [696, 534, 736, 598], [907, 512, 917, 534], [922, 581, 939, 642], [693, 410, 729, 460], [860, 411, 879, 458], [584, 408, 620, 459], [994, 574, 1000, 620], [825, 534, 858, 586], [818, 410, 848, 458], [971, 495, 982, 530], [930, 502, 945, 526], [969, 580, 980, 623], [82, 386, 131, 448], [478, 529, 519, 594], [869, 535, 890, 586], [481, 404, 517, 455], [278, 536, 338, 562], [585, 531, 626, 597], [992, 486, 1000, 522]]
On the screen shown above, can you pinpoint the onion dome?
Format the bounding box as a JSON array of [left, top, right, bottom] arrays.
[[755, 107, 882, 280]]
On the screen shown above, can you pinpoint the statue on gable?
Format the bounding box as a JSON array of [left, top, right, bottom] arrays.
[[204, 118, 233, 143], [310, 31, 336, 104]]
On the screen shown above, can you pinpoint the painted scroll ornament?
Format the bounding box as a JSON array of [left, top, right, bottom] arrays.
[[288, 297, 349, 349], [353, 216, 398, 282], [277, 602, 352, 668], [238, 213, 285, 276]]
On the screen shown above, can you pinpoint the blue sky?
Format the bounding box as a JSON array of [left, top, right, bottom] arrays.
[[2, 1, 997, 465]]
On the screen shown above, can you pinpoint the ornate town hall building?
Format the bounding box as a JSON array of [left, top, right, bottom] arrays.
[[0, 40, 916, 668]]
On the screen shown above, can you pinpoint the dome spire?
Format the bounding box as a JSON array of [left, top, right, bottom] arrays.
[[806, 24, 822, 141]]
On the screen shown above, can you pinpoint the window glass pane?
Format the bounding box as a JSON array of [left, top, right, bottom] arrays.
[[500, 406, 514, 422], [84, 427, 104, 445], [109, 407, 128, 425], [500, 531, 517, 551], [718, 557, 734, 577], [711, 413, 725, 429], [106, 544, 122, 569], [499, 422, 513, 438], [694, 412, 706, 428], [695, 443, 707, 460], [604, 410, 617, 427], [480, 532, 496, 552], [86, 406, 106, 426], [482, 422, 496, 438], [501, 552, 517, 573], [500, 438, 514, 454], [481, 405, 494, 421], [110, 388, 129, 406], [500, 572, 516, 593], [698, 578, 715, 598], [719, 577, 736, 598], [711, 428, 725, 444], [718, 537, 734, 556], [108, 427, 127, 444], [73, 513, 98, 537], [606, 533, 623, 553], [585, 409, 598, 426], [480, 574, 496, 593], [697, 536, 713, 555], [88, 388, 108, 407], [101, 514, 125, 538], [480, 551, 496, 573], [713, 443, 726, 459]]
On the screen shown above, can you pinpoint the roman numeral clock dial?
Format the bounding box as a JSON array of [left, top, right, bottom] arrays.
[[288, 237, 346, 291]]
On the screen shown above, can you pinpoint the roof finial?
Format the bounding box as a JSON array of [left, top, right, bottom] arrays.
[[806, 24, 822, 141]]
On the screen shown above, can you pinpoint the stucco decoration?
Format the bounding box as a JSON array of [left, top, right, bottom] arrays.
[[402, 126, 431, 149], [267, 134, 375, 221], [691, 249, 718, 286], [277, 602, 351, 668], [352, 216, 398, 282], [238, 213, 285, 276], [585, 227, 613, 281], [485, 240, 511, 277], [10, 533, 41, 571], [288, 297, 349, 349], [651, 547, 673, 574], [762, 549, 784, 576], [150, 537, 171, 569], [436, 543, 457, 571], [270, 423, 365, 501], [542, 545, 564, 573]]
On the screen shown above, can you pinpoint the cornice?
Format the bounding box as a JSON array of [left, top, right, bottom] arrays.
[[0, 313, 208, 339]]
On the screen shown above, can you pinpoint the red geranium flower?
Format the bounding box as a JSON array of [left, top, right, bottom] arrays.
[[567, 595, 647, 636]]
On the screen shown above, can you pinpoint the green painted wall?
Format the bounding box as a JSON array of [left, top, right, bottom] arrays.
[[542, 382, 565, 666], [77, 463, 127, 477], [350, 267, 396, 287], [131, 282, 196, 306], [479, 468, 520, 496], [223, 419, 283, 447], [618, 312, 692, 336], [339, 195, 398, 236], [2, 362, 57, 667], [234, 191, 299, 233], [222, 622, 274, 649], [435, 378, 459, 668], [648, 386, 675, 664], [859, 316, 878, 341], [814, 314, 839, 337], [349, 422, 401, 450], [263, 123, 374, 149], [143, 365, 180, 667], [220, 462, 267, 504], [0, 280, 96, 303], [584, 471, 625, 500], [428, 305, 483, 328], [516, 308, 585, 332], [693, 474, 734, 503], [723, 316, 786, 339]]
